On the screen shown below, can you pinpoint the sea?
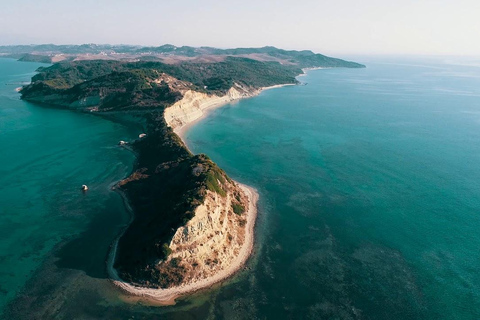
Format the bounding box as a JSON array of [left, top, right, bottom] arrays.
[[2, 56, 480, 319]]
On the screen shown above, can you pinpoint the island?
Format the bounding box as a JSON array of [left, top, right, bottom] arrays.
[[14, 44, 365, 304]]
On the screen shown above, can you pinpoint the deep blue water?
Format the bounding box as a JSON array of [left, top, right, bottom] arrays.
[[3, 56, 480, 319]]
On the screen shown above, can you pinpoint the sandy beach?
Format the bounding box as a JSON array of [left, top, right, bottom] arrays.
[[174, 84, 294, 141], [173, 97, 235, 143]]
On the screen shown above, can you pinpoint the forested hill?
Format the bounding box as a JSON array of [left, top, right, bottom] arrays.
[[0, 43, 365, 69], [25, 57, 302, 93], [20, 57, 303, 109], [20, 48, 364, 109]]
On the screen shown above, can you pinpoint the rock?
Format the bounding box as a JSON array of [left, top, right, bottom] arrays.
[[164, 87, 257, 130]]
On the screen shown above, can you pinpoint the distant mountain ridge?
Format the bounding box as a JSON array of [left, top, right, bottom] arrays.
[[0, 44, 365, 69]]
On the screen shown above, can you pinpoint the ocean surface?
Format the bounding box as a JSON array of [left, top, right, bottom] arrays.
[[0, 59, 137, 317], [3, 56, 480, 319]]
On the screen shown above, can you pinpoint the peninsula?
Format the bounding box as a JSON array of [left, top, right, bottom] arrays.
[[15, 44, 365, 303]]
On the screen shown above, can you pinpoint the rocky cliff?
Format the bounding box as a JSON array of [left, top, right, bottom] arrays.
[[166, 183, 249, 284], [164, 84, 259, 130]]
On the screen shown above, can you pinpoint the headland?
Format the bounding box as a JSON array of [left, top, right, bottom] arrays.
[[15, 44, 364, 304]]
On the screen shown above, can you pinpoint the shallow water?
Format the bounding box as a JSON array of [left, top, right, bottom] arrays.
[[0, 59, 137, 316], [4, 56, 480, 319]]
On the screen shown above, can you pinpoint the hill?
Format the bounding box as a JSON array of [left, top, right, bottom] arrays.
[[19, 48, 365, 289]]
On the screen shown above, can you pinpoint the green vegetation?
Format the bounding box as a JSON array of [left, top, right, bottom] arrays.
[[18, 48, 365, 288], [154, 57, 302, 93], [205, 167, 227, 197], [17, 53, 53, 63], [31, 60, 127, 88], [232, 203, 245, 215], [22, 57, 302, 97], [1, 44, 365, 70], [161, 243, 172, 258]]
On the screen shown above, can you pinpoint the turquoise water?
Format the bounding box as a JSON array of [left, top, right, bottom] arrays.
[[4, 57, 480, 319], [0, 59, 136, 315], [183, 57, 480, 319]]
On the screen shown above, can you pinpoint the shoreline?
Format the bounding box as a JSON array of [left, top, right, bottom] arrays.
[[297, 67, 325, 79], [107, 82, 297, 304], [174, 83, 295, 142], [107, 183, 258, 305]]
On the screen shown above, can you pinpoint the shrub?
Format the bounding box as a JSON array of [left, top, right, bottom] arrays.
[[232, 203, 245, 215], [161, 243, 172, 258], [205, 170, 226, 197]]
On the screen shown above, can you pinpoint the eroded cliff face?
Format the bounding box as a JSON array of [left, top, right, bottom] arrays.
[[164, 84, 260, 130], [162, 182, 249, 285], [150, 83, 256, 287]]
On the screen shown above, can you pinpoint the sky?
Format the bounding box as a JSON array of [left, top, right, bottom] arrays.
[[1, 0, 479, 56]]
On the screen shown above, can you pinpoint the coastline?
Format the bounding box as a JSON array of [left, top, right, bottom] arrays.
[[106, 82, 297, 304], [107, 183, 258, 305], [7, 49, 370, 317], [297, 67, 325, 79], [174, 83, 294, 142]]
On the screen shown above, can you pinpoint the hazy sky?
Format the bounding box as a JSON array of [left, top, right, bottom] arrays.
[[1, 0, 479, 55]]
